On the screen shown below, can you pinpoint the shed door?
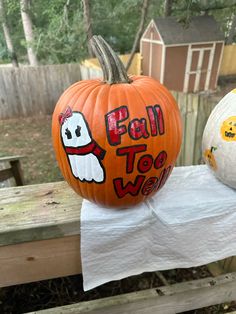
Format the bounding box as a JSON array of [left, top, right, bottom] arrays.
[[184, 46, 215, 92]]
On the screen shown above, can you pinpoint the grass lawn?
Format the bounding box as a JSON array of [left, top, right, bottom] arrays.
[[0, 115, 63, 185]]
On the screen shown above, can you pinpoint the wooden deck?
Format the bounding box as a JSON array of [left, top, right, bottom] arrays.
[[28, 272, 236, 314], [0, 181, 235, 313], [0, 181, 82, 287], [0, 155, 25, 187]]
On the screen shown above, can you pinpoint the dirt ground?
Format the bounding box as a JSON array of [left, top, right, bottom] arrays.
[[0, 115, 62, 185], [0, 86, 236, 313], [1, 267, 235, 314]]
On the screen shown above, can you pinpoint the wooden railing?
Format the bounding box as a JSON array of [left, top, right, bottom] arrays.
[[0, 180, 236, 314]]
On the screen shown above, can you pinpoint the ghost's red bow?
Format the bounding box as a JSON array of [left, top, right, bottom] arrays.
[[59, 107, 73, 125]]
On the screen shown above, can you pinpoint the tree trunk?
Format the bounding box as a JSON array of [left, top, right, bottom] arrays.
[[226, 15, 236, 45], [20, 0, 38, 66], [0, 0, 19, 67], [82, 0, 94, 58], [164, 0, 173, 17], [125, 0, 150, 71]]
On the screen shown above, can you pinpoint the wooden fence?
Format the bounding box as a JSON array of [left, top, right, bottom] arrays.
[[0, 59, 141, 120], [219, 44, 236, 76], [0, 63, 82, 119], [172, 92, 218, 166], [83, 53, 141, 76], [0, 63, 220, 167]]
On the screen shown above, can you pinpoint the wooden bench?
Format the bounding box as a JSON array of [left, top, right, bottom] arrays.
[[0, 155, 25, 187], [0, 182, 236, 314]]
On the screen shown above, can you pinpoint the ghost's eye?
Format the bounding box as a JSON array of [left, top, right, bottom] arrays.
[[75, 125, 81, 137], [65, 128, 72, 139]]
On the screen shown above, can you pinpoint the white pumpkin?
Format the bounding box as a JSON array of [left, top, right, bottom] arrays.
[[202, 89, 236, 189]]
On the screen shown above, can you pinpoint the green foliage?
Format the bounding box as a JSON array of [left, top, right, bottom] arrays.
[[0, 0, 26, 63], [0, 31, 8, 62], [91, 0, 162, 54], [0, 0, 235, 65], [172, 0, 236, 36], [32, 0, 87, 64]]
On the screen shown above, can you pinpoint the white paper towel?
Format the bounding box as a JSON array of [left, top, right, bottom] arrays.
[[81, 165, 236, 291]]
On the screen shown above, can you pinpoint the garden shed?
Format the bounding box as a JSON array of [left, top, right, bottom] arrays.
[[140, 15, 225, 93]]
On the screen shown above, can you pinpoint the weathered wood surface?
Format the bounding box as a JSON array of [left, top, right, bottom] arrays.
[[0, 156, 25, 187], [0, 155, 25, 187], [0, 181, 81, 246], [209, 256, 236, 276], [0, 181, 82, 287], [0, 155, 25, 162], [10, 159, 25, 185], [28, 272, 236, 314], [0, 64, 82, 119], [220, 44, 236, 76], [0, 235, 81, 288], [0, 163, 14, 187], [174, 92, 218, 166], [0, 178, 235, 295]]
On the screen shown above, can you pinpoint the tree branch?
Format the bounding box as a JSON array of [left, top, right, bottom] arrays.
[[125, 0, 150, 71], [82, 0, 94, 58], [175, 0, 236, 12], [164, 0, 173, 17], [226, 14, 236, 44], [0, 0, 19, 67]]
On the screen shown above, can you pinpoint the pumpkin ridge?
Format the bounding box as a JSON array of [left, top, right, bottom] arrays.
[[89, 84, 110, 204], [77, 83, 105, 202]]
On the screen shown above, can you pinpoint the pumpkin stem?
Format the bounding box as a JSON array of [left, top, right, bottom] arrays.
[[90, 35, 132, 84]]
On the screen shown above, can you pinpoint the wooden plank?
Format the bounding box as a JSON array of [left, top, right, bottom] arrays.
[[208, 257, 236, 277], [0, 64, 82, 119], [0, 69, 8, 119], [27, 272, 236, 314], [15, 67, 28, 116], [0, 235, 81, 288], [208, 261, 226, 277], [171, 91, 182, 167], [184, 93, 199, 165], [0, 68, 14, 118], [10, 159, 25, 185], [9, 68, 21, 117], [0, 168, 13, 182], [0, 162, 14, 187], [194, 95, 217, 165], [0, 181, 81, 246], [219, 44, 236, 76], [0, 156, 25, 187], [193, 94, 207, 165], [219, 257, 236, 273], [176, 92, 187, 166], [0, 155, 25, 163]]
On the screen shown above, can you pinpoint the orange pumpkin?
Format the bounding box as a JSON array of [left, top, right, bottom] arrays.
[[52, 36, 182, 208], [204, 146, 217, 171]]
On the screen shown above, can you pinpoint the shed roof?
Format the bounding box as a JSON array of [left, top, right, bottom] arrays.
[[153, 15, 224, 45]]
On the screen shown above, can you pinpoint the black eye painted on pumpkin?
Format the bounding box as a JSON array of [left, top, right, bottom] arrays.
[[65, 128, 72, 139], [75, 125, 81, 137]]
